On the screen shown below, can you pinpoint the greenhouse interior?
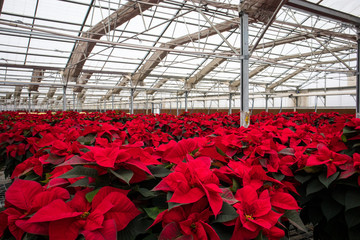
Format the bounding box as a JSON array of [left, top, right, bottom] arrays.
[[1, 0, 360, 240], [0, 0, 358, 116]]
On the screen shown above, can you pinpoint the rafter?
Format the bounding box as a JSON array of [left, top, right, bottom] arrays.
[[268, 68, 306, 89], [14, 86, 22, 101], [62, 0, 163, 83], [29, 69, 45, 92], [146, 78, 169, 95], [180, 33, 317, 93], [131, 17, 240, 87], [47, 87, 56, 98], [229, 43, 356, 88], [106, 0, 286, 100], [73, 72, 93, 93]]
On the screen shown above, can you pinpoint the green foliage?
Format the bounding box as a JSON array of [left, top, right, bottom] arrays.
[[213, 202, 238, 223], [57, 166, 98, 179], [109, 168, 134, 184]]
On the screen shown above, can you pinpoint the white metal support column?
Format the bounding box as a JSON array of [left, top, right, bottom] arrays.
[[73, 93, 75, 111], [239, 5, 250, 127], [279, 97, 283, 113], [185, 91, 188, 112], [28, 92, 31, 112], [176, 93, 179, 115], [63, 86, 67, 111], [112, 95, 114, 111], [130, 89, 134, 114], [265, 95, 269, 112], [229, 93, 233, 114], [314, 96, 318, 112], [357, 31, 360, 118]]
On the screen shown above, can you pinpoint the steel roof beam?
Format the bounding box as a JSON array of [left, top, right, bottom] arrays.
[[194, 0, 360, 28], [28, 69, 45, 92], [286, 0, 360, 28], [268, 68, 306, 90], [63, 0, 164, 83], [185, 33, 316, 92]]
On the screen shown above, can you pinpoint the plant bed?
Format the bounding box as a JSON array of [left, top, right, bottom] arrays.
[[0, 111, 359, 240]]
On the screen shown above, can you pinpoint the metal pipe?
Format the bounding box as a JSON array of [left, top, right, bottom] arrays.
[[265, 94, 269, 112], [250, 99, 254, 116], [28, 92, 31, 112], [229, 93, 232, 114], [176, 93, 179, 115], [279, 97, 283, 113], [357, 32, 360, 118], [185, 91, 188, 112], [239, 5, 249, 127], [145, 95, 149, 114], [73, 93, 75, 111], [62, 86, 67, 111], [130, 89, 134, 114], [112, 94, 114, 111]]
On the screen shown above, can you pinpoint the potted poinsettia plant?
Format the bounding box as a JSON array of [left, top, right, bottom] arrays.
[[0, 110, 358, 240]]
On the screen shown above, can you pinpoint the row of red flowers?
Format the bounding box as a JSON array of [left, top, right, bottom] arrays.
[[0, 111, 359, 240]]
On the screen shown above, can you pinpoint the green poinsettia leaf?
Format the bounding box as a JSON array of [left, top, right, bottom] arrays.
[[216, 146, 227, 157], [211, 223, 233, 240], [77, 134, 96, 145], [144, 207, 166, 220], [148, 165, 171, 178], [117, 214, 153, 240], [137, 187, 157, 198], [272, 172, 285, 181], [345, 207, 360, 228], [68, 177, 90, 187], [284, 210, 308, 233], [306, 178, 325, 196], [109, 168, 134, 185], [278, 148, 295, 156], [331, 186, 346, 206], [230, 178, 240, 193], [85, 189, 100, 203], [352, 143, 360, 148], [321, 198, 343, 221], [167, 192, 186, 209], [343, 126, 358, 135], [318, 172, 339, 188], [214, 202, 239, 223], [345, 188, 360, 211], [57, 166, 98, 179], [294, 174, 312, 184]]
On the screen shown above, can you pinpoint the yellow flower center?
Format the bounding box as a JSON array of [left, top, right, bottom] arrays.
[[245, 214, 254, 220], [80, 212, 90, 219]]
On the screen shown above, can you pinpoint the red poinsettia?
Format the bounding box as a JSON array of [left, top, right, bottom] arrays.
[[151, 199, 220, 240], [154, 155, 223, 216], [306, 144, 352, 177], [25, 186, 141, 240], [231, 185, 283, 240], [0, 179, 70, 240], [339, 153, 360, 185], [11, 156, 43, 178], [160, 138, 201, 164]]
